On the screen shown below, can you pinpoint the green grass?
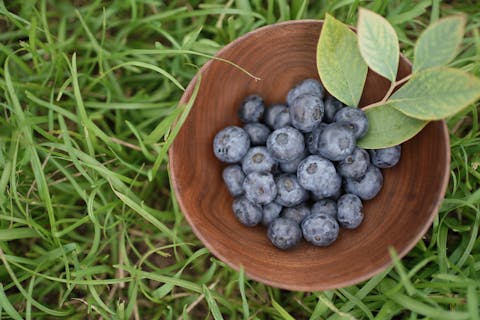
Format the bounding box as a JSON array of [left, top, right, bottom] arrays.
[[0, 0, 479, 319]]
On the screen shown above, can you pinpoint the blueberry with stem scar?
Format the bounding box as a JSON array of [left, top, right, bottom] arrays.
[[268, 218, 302, 250], [213, 126, 250, 163]]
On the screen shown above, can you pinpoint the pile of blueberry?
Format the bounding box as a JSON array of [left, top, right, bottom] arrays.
[[213, 79, 401, 250]]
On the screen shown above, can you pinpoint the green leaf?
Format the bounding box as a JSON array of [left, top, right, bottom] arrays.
[[317, 14, 368, 106], [358, 8, 399, 82], [389, 67, 480, 120], [413, 15, 466, 72], [357, 103, 428, 149]]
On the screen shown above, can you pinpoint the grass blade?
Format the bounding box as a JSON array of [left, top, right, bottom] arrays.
[[238, 267, 250, 320], [150, 73, 201, 179], [0, 284, 23, 320], [0, 228, 39, 241], [271, 298, 295, 320], [203, 284, 224, 320]]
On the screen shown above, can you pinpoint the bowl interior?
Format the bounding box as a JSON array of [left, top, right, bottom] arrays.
[[169, 20, 449, 291]]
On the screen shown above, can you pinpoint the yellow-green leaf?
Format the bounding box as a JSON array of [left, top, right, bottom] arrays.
[[389, 67, 480, 120], [357, 103, 428, 149], [358, 8, 399, 82], [413, 15, 466, 72], [317, 14, 368, 107]]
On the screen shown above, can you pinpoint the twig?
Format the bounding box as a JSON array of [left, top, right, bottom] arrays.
[[133, 302, 140, 320], [111, 137, 142, 151]]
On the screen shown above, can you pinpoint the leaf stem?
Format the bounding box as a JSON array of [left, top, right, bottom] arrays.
[[362, 74, 413, 110], [381, 74, 412, 103]]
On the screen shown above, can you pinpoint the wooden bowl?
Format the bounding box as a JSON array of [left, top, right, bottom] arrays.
[[169, 20, 450, 291]]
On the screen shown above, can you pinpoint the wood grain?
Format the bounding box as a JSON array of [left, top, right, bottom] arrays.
[[169, 20, 450, 291]]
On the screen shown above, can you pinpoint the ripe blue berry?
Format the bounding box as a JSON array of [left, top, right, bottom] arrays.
[[238, 95, 264, 123], [241, 147, 276, 174], [232, 196, 263, 227], [306, 123, 326, 154], [264, 104, 291, 129], [262, 202, 283, 226], [316, 122, 356, 161], [323, 95, 345, 123], [344, 165, 383, 200], [337, 194, 364, 229], [243, 123, 271, 146], [334, 107, 369, 138], [369, 146, 401, 168], [267, 218, 302, 250], [279, 149, 308, 174], [266, 126, 305, 163], [222, 165, 245, 197], [290, 94, 324, 132], [337, 147, 370, 179], [213, 126, 250, 163], [243, 172, 277, 205], [275, 174, 308, 207], [311, 185, 343, 201], [297, 155, 341, 198], [301, 214, 339, 246], [282, 203, 311, 224], [286, 79, 325, 106], [311, 199, 337, 218]]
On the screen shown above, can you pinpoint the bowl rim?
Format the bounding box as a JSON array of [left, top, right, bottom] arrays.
[[169, 19, 451, 291]]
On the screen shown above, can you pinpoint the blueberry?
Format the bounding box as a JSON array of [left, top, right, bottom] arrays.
[[334, 107, 369, 138], [243, 172, 277, 205], [266, 126, 305, 163], [222, 165, 245, 197], [311, 199, 337, 218], [275, 174, 309, 207], [232, 196, 263, 227], [264, 104, 291, 129], [289, 94, 324, 132], [281, 203, 311, 224], [337, 147, 370, 179], [306, 124, 326, 154], [262, 202, 283, 226], [287, 79, 325, 106], [243, 123, 271, 146], [267, 218, 302, 250], [337, 194, 364, 229], [329, 187, 343, 200], [316, 122, 356, 161], [369, 146, 401, 168], [344, 165, 383, 200], [301, 214, 339, 246], [297, 155, 341, 198], [323, 95, 345, 123], [311, 187, 342, 201], [279, 149, 308, 174], [238, 95, 264, 123], [242, 147, 276, 174], [213, 126, 250, 163]]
